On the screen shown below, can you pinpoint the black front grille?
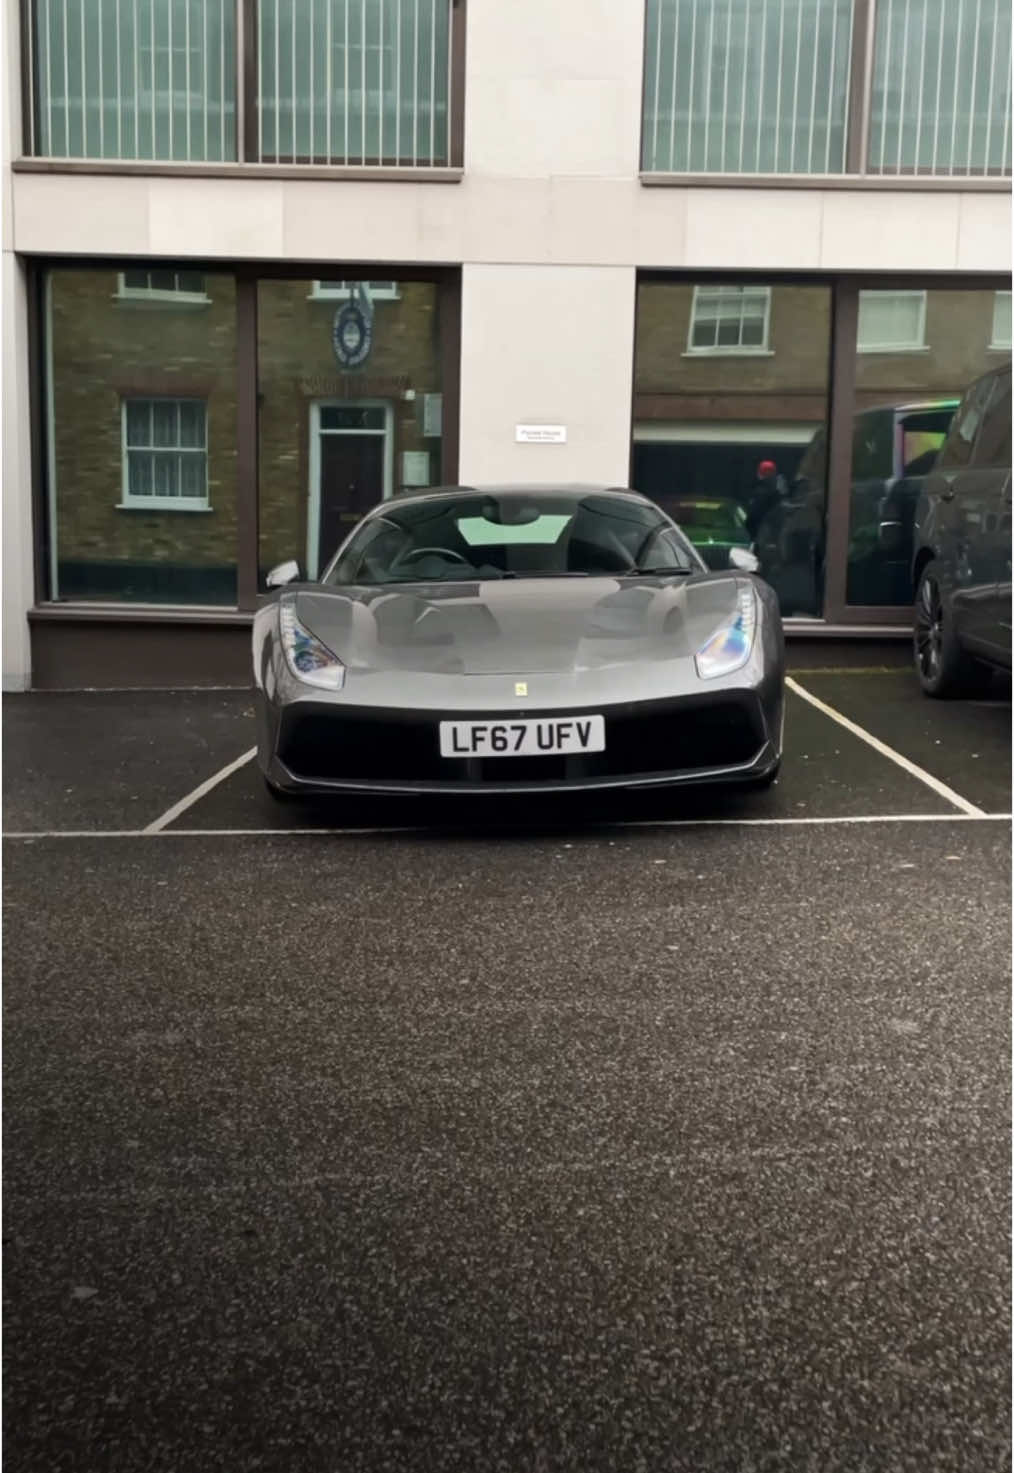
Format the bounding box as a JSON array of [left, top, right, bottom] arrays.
[[279, 697, 764, 787], [603, 702, 760, 774], [279, 714, 449, 782]]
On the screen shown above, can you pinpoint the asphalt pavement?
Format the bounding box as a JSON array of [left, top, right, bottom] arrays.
[[3, 661, 1011, 1472]]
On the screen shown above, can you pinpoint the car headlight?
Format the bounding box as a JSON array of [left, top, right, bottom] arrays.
[[695, 583, 757, 680], [279, 596, 346, 690]]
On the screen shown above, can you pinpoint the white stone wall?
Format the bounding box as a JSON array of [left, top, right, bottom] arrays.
[[12, 173, 1010, 275], [458, 265, 637, 486], [3, 0, 32, 689]]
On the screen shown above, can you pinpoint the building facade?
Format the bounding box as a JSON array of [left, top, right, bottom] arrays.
[[2, 0, 1010, 688]]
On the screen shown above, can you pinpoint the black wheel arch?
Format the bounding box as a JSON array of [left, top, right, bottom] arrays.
[[912, 545, 937, 598]]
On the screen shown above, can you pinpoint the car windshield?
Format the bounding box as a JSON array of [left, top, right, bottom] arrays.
[[669, 499, 746, 534], [323, 492, 700, 584]]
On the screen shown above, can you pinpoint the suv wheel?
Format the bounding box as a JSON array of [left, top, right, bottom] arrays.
[[914, 562, 993, 698]]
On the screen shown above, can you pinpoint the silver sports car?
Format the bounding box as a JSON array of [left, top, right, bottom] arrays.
[[253, 484, 785, 798]]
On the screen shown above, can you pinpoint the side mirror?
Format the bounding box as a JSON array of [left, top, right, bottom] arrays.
[[266, 559, 301, 588], [729, 546, 760, 573]]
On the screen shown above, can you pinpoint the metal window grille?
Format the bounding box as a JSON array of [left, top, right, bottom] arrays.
[[29, 0, 237, 160], [856, 290, 927, 351], [123, 398, 209, 506], [688, 286, 772, 351], [642, 0, 854, 173], [868, 0, 1012, 176], [256, 0, 451, 164]]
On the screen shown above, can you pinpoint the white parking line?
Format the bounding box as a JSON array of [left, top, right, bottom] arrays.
[[3, 813, 1010, 840], [141, 747, 258, 834], [786, 676, 986, 818]]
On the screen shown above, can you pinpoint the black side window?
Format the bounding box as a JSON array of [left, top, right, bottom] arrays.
[[328, 518, 405, 583], [937, 377, 995, 470], [851, 411, 892, 481], [973, 375, 1012, 469]]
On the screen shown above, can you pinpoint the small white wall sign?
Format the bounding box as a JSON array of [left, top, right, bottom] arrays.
[[422, 393, 443, 438], [515, 424, 567, 445], [402, 450, 430, 486]]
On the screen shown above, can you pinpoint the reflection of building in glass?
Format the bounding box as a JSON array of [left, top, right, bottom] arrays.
[[257, 280, 443, 581], [48, 271, 240, 604], [45, 273, 444, 603], [632, 283, 832, 541], [633, 283, 1010, 617]]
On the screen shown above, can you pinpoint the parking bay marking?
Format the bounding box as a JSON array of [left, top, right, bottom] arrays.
[[5, 678, 998, 839], [142, 746, 258, 835], [785, 676, 986, 818], [4, 813, 1011, 839]]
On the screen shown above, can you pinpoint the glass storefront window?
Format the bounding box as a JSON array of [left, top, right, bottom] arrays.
[[32, 0, 236, 162], [845, 288, 1007, 606], [868, 0, 1012, 177], [632, 281, 832, 617], [641, 0, 853, 175], [257, 279, 445, 585], [257, 0, 450, 165], [44, 268, 238, 604]]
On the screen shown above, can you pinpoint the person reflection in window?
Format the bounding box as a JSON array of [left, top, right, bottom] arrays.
[[746, 459, 788, 540]]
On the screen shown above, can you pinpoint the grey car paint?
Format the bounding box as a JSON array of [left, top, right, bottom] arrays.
[[253, 486, 785, 796]]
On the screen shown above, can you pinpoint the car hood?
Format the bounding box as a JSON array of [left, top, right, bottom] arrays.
[[289, 575, 745, 676]]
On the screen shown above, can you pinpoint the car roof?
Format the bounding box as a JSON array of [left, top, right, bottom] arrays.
[[384, 483, 654, 509], [857, 398, 961, 418]]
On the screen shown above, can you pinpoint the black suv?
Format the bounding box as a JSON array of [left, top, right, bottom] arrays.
[[911, 360, 1012, 696]]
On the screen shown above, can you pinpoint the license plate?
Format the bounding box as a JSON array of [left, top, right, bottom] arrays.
[[439, 715, 606, 758]]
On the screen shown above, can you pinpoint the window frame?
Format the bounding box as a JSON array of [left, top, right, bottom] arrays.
[[989, 291, 1013, 350], [856, 289, 928, 353], [685, 285, 773, 357], [250, 0, 461, 168], [639, 0, 1012, 184], [23, 1, 467, 172], [308, 397, 394, 579], [117, 271, 211, 304], [24, 257, 460, 628], [632, 269, 1012, 632], [119, 396, 211, 512], [309, 281, 400, 301]]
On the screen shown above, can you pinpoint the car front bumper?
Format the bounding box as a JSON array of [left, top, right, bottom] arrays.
[[261, 686, 783, 797]]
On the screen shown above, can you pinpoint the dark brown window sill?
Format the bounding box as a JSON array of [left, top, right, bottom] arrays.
[[14, 159, 463, 184], [640, 172, 1012, 193], [30, 603, 253, 626]]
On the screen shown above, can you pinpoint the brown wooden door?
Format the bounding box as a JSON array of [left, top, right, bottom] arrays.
[[317, 435, 385, 573]]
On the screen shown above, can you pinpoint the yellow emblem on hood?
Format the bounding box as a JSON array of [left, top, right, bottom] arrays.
[[515, 681, 528, 697]]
